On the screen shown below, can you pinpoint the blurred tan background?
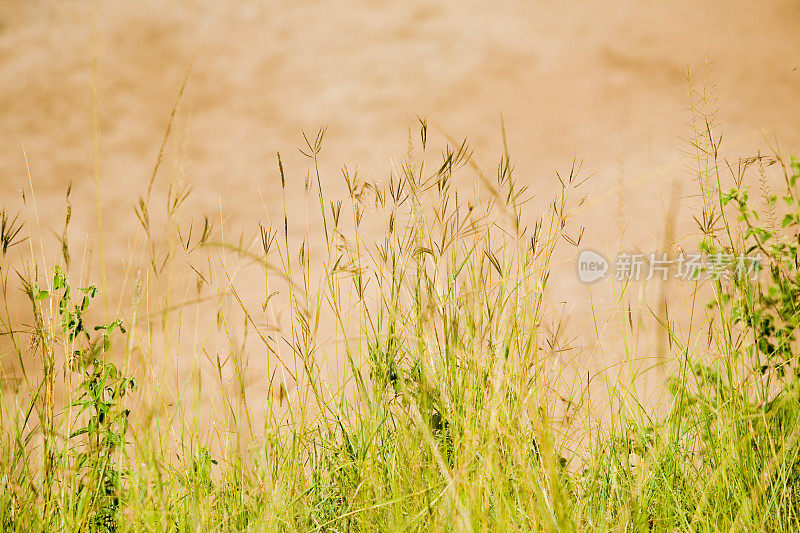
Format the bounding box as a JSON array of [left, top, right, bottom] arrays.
[[1, 0, 799, 423]]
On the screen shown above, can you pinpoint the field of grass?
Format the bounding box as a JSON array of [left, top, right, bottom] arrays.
[[2, 97, 800, 532]]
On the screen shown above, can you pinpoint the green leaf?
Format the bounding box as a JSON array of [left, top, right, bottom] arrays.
[[80, 285, 98, 298], [70, 427, 89, 438]]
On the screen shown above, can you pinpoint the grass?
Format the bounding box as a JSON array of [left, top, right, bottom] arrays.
[[1, 94, 800, 531]]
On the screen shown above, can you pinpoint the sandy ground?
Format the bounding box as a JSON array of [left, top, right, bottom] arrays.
[[1, 0, 799, 430]]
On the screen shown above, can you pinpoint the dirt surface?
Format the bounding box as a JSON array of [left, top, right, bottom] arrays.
[[1, 0, 799, 427]]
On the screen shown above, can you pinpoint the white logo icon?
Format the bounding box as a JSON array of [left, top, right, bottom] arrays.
[[577, 250, 609, 283]]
